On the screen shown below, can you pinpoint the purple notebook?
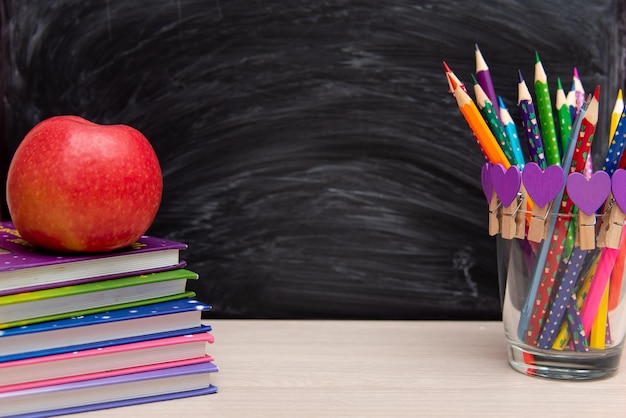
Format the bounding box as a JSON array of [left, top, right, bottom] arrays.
[[0, 221, 187, 295], [11, 385, 219, 418], [2, 361, 219, 417]]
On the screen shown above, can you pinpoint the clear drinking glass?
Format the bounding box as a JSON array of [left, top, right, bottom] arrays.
[[498, 212, 626, 380]]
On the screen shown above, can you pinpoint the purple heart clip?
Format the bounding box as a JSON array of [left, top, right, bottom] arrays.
[[611, 168, 626, 212], [566, 171, 611, 215], [521, 162, 564, 208], [491, 164, 521, 207], [481, 162, 493, 204]]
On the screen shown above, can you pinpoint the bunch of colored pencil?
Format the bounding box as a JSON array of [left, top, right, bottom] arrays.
[[444, 45, 626, 352]]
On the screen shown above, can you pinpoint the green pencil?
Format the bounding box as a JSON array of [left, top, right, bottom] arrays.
[[471, 74, 518, 166], [555, 77, 572, 160], [534, 51, 560, 166]]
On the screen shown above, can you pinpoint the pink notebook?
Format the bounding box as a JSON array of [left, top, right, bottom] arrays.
[[0, 355, 215, 394], [0, 332, 214, 391]]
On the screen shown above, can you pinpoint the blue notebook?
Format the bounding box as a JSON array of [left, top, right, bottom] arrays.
[[2, 361, 219, 417], [0, 298, 211, 361], [0, 324, 213, 362]]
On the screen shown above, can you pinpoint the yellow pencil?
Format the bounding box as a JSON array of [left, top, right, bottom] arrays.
[[589, 89, 624, 344], [590, 283, 610, 349], [589, 89, 624, 347], [609, 89, 624, 145]]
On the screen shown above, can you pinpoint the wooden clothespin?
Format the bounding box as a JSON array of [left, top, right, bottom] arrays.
[[501, 192, 526, 240], [596, 195, 612, 247], [488, 189, 500, 236], [527, 201, 552, 243], [481, 163, 501, 236], [490, 164, 522, 240], [566, 171, 612, 251], [598, 195, 625, 249], [600, 169, 626, 249], [515, 185, 528, 239], [576, 208, 597, 251]]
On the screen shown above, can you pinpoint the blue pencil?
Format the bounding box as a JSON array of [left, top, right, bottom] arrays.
[[498, 96, 526, 169]]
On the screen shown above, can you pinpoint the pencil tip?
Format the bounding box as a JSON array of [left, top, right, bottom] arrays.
[[535, 50, 540, 63], [517, 69, 524, 82], [446, 72, 458, 90], [557, 77, 563, 89], [470, 73, 478, 85], [593, 85, 600, 99], [442, 61, 452, 72], [498, 96, 506, 108], [573, 67, 580, 79]]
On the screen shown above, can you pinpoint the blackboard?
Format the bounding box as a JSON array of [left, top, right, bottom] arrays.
[[1, 0, 625, 319]]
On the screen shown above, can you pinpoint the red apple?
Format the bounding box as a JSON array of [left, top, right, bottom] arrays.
[[6, 115, 163, 252]]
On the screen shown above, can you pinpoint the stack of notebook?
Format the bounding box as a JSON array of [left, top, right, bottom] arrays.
[[0, 221, 218, 417]]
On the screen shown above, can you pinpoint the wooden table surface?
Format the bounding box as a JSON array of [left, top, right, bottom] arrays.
[[66, 320, 626, 417]]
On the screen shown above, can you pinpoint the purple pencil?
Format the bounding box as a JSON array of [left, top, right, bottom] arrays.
[[537, 247, 588, 349], [475, 45, 500, 122], [565, 293, 590, 352]]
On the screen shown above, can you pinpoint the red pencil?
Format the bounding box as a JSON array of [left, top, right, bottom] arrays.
[[523, 86, 600, 346]]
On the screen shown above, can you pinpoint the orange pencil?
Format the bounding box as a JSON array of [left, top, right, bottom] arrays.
[[443, 61, 467, 95], [446, 71, 511, 168]]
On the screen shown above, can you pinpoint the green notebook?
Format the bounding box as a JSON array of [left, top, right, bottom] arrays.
[[0, 269, 198, 329]]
